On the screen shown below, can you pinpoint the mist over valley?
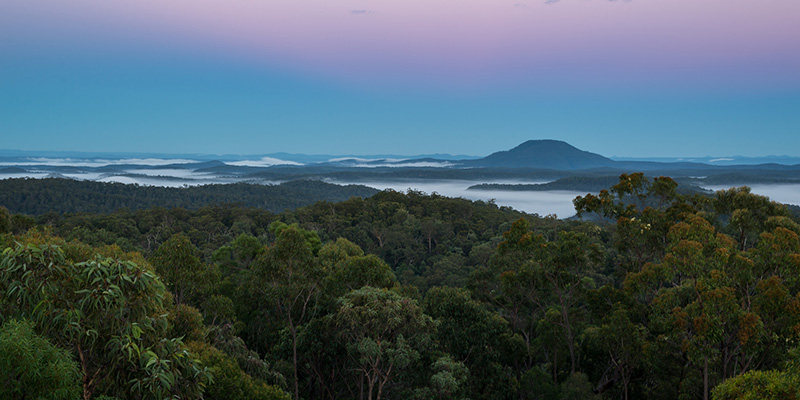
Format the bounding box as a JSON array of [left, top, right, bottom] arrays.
[[3, 140, 800, 217]]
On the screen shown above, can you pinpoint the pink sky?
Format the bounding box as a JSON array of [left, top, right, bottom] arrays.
[[2, 0, 799, 157], [5, 0, 799, 89]]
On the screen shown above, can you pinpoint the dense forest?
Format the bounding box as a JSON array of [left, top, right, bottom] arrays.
[[2, 173, 800, 399], [0, 178, 378, 215]]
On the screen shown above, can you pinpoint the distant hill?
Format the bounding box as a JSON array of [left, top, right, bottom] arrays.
[[464, 140, 616, 170], [0, 167, 27, 174], [612, 155, 800, 166], [0, 178, 379, 215], [3, 140, 800, 185], [467, 176, 710, 194]]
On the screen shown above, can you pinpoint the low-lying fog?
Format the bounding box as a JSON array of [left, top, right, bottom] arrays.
[[3, 170, 799, 218], [0, 171, 229, 188], [329, 180, 587, 218], [702, 184, 800, 207], [332, 181, 800, 218]]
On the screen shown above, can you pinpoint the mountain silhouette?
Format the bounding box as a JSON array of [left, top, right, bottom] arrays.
[[466, 140, 615, 170]]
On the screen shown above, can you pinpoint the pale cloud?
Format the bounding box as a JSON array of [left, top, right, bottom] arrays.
[[350, 161, 455, 168], [328, 157, 408, 163], [225, 157, 303, 167], [0, 158, 198, 168]]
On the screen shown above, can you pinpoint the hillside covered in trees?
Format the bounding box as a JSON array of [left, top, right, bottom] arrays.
[[2, 173, 800, 399], [0, 178, 378, 215]]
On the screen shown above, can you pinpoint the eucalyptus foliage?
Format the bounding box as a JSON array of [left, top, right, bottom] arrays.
[[0, 319, 81, 400], [0, 242, 210, 399]]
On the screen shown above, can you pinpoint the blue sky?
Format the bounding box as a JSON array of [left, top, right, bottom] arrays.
[[1, 0, 799, 157]]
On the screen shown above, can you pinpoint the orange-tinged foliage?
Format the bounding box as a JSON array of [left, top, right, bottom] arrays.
[[738, 312, 762, 345], [710, 269, 724, 282], [790, 296, 800, 315], [758, 276, 789, 302], [681, 338, 691, 353], [716, 233, 737, 251], [14, 227, 64, 246], [694, 316, 708, 335], [673, 307, 688, 330]]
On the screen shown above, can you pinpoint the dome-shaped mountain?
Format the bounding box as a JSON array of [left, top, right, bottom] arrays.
[[467, 140, 615, 170]]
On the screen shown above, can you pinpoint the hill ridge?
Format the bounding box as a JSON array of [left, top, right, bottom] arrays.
[[465, 139, 615, 170]]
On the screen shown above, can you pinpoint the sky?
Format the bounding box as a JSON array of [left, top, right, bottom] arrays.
[[1, 0, 799, 158]]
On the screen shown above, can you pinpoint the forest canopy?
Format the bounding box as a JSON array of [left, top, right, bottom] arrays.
[[0, 178, 378, 215], [2, 173, 800, 399]]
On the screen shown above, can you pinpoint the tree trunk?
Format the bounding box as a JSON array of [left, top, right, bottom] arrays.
[[560, 300, 577, 375], [703, 356, 709, 400], [553, 348, 558, 384], [291, 327, 300, 400], [376, 363, 393, 400], [83, 384, 93, 400], [77, 343, 95, 400], [566, 328, 576, 375], [367, 374, 376, 400], [623, 374, 629, 400]]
